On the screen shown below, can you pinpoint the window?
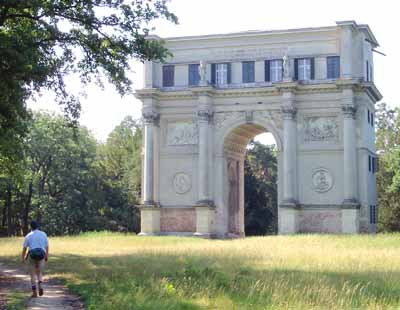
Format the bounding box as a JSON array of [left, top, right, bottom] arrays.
[[370, 205, 377, 224], [211, 63, 231, 86], [368, 155, 371, 172], [366, 61, 370, 82], [188, 64, 200, 86], [242, 61, 255, 83], [295, 58, 314, 81], [265, 59, 283, 82], [327, 56, 340, 79], [371, 113, 374, 127], [162, 65, 174, 87]]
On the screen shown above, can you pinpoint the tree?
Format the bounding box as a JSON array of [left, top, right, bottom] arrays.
[[375, 102, 400, 231], [244, 141, 278, 235], [0, 0, 177, 144], [97, 116, 142, 232]]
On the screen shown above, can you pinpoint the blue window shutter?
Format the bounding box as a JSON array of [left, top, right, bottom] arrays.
[[227, 63, 231, 84], [211, 64, 216, 85], [265, 60, 271, 82], [162, 65, 174, 87], [366, 61, 369, 81], [367, 110, 370, 124], [242, 62, 247, 83], [249, 61, 255, 82], [189, 64, 199, 86], [310, 58, 315, 80], [294, 59, 298, 80]]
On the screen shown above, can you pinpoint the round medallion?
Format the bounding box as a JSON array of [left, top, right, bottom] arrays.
[[173, 173, 192, 194], [312, 168, 333, 193]]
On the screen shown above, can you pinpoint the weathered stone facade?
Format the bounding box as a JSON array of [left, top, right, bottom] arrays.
[[136, 21, 381, 237]]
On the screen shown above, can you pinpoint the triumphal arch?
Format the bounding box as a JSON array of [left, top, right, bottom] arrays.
[[135, 21, 382, 237]]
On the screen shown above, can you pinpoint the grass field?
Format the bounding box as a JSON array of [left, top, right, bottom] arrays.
[[1, 232, 400, 310]]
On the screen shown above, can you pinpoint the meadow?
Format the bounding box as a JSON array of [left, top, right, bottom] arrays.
[[1, 232, 400, 310]]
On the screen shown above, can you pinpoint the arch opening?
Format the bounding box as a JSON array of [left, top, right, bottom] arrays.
[[223, 124, 278, 237]]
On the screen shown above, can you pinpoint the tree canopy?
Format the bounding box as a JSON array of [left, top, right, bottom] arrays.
[[0, 0, 177, 148]]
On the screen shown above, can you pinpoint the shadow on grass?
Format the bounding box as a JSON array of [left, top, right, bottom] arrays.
[[2, 252, 400, 310]]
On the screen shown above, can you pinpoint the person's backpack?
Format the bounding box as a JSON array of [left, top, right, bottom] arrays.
[[29, 248, 45, 260]]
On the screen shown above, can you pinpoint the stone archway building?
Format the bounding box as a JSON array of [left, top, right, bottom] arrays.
[[135, 21, 382, 237]]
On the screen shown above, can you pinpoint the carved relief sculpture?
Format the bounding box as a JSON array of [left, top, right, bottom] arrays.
[[173, 173, 192, 194], [312, 168, 333, 193], [304, 117, 338, 142], [167, 122, 198, 145]]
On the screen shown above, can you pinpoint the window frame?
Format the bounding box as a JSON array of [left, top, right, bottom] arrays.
[[326, 56, 340, 79], [162, 65, 175, 87], [242, 61, 255, 83], [270, 59, 283, 82], [296, 58, 313, 81], [188, 63, 200, 86]]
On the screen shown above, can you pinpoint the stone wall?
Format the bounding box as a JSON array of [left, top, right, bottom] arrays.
[[160, 208, 196, 232], [299, 209, 342, 233]]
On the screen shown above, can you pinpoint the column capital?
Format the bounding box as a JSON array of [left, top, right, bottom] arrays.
[[143, 110, 159, 125], [282, 106, 297, 120], [197, 109, 213, 123], [342, 105, 357, 119]]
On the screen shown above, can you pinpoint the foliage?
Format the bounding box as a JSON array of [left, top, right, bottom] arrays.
[[0, 0, 177, 146], [0, 112, 142, 236], [2, 233, 400, 309], [375, 102, 400, 231], [244, 141, 278, 235]]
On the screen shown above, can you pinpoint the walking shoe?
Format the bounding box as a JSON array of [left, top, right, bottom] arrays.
[[31, 290, 38, 298], [39, 287, 44, 296]]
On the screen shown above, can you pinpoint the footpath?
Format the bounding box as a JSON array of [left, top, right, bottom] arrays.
[[0, 262, 84, 310]]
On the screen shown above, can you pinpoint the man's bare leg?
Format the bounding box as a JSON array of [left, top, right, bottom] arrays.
[[36, 260, 44, 296], [30, 261, 38, 298]]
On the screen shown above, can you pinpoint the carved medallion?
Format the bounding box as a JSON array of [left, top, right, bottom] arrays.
[[167, 122, 198, 145], [312, 168, 333, 193], [173, 173, 192, 194], [304, 117, 338, 142]]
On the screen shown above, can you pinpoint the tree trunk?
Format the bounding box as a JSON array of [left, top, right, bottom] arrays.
[[6, 180, 12, 236], [22, 181, 33, 235]]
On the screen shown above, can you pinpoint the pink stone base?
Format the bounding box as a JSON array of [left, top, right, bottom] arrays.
[[160, 208, 196, 232], [299, 209, 342, 233]]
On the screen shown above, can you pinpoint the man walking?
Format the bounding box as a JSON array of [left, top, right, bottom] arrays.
[[22, 221, 49, 298]]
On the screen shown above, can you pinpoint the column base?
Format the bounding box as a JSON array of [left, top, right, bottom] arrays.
[[138, 205, 160, 235], [194, 204, 215, 236], [279, 201, 299, 234], [342, 201, 360, 234]]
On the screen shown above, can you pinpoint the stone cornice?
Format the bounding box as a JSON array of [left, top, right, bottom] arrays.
[[135, 80, 380, 101]]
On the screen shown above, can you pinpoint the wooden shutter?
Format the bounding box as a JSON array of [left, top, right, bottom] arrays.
[[265, 60, 271, 82], [227, 63, 231, 84], [162, 65, 174, 87], [310, 58, 315, 80], [211, 63, 216, 85], [294, 59, 298, 80]]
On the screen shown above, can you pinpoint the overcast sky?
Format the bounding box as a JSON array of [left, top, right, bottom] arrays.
[[28, 0, 398, 143]]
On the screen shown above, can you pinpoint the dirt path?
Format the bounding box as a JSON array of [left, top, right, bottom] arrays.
[[0, 262, 84, 310]]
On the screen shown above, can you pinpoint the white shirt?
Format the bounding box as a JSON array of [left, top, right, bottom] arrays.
[[23, 230, 48, 251]]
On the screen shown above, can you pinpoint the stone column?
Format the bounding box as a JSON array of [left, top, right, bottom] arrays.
[[197, 109, 213, 204], [142, 110, 159, 205], [139, 109, 160, 236], [337, 21, 354, 79], [341, 87, 360, 233], [279, 89, 298, 234]]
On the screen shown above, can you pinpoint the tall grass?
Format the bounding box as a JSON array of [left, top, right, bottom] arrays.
[[1, 233, 400, 309]]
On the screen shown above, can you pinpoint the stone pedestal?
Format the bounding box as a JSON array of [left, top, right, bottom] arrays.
[[279, 206, 299, 234], [194, 206, 215, 237], [342, 207, 360, 234], [138, 207, 160, 235]]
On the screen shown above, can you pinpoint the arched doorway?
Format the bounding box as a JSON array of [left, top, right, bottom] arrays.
[[215, 121, 281, 238]]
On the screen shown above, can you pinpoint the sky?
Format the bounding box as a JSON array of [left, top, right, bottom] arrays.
[[28, 0, 398, 144]]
